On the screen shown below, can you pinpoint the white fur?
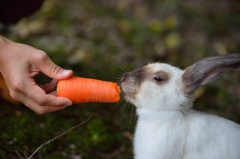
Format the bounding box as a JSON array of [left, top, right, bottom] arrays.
[[135, 108, 240, 159], [123, 63, 240, 159]]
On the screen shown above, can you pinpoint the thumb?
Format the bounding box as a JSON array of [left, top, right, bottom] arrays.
[[36, 53, 73, 80], [47, 64, 73, 80]]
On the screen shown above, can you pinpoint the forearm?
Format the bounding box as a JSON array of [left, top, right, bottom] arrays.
[[0, 35, 9, 45], [0, 35, 19, 73], [0, 35, 7, 49], [0, 35, 9, 72], [0, 35, 15, 56]]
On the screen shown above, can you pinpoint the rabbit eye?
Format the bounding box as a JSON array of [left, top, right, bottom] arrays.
[[153, 76, 164, 82]]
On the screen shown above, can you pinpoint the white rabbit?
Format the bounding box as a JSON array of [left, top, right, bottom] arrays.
[[121, 53, 240, 159]]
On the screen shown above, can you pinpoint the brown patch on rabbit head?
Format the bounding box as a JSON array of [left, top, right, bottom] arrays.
[[121, 65, 170, 99]]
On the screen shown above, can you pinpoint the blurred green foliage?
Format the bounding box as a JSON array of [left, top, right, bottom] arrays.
[[0, 0, 240, 158]]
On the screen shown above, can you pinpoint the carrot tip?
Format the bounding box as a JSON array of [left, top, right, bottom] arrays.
[[57, 76, 121, 104]]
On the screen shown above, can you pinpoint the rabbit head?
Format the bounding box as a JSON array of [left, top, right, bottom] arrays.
[[121, 53, 240, 111]]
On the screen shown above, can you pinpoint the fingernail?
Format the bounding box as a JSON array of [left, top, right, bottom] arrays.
[[62, 70, 72, 75], [66, 101, 72, 107], [62, 101, 71, 107]]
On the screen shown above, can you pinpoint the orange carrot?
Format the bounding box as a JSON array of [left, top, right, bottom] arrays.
[[57, 76, 121, 104]]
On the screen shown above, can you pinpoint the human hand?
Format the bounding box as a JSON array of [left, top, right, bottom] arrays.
[[0, 35, 73, 114]]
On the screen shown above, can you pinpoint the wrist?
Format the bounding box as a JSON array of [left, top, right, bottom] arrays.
[[0, 35, 9, 49], [0, 35, 7, 42]]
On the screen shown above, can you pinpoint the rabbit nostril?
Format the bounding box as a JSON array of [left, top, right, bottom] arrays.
[[121, 76, 126, 82], [121, 73, 128, 82]]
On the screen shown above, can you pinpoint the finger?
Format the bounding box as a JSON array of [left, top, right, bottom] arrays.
[[49, 90, 57, 96], [14, 91, 68, 114], [23, 78, 72, 107], [32, 51, 73, 80], [39, 79, 58, 93]]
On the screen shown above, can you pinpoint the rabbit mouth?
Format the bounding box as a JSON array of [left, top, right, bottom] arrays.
[[121, 85, 137, 105], [123, 93, 134, 102], [121, 83, 137, 98]]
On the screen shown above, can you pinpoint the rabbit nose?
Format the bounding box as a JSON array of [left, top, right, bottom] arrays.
[[121, 73, 128, 82]]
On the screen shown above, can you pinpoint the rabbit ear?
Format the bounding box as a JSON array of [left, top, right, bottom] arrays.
[[182, 53, 240, 95]]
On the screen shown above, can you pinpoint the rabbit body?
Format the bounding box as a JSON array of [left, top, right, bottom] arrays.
[[121, 54, 240, 159], [135, 108, 240, 159]]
